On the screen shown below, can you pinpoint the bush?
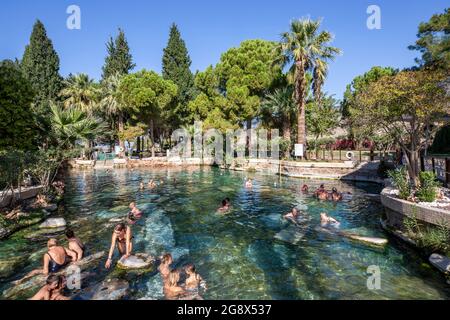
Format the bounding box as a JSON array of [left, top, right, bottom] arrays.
[[418, 222, 450, 253], [416, 171, 441, 202], [388, 166, 411, 200]]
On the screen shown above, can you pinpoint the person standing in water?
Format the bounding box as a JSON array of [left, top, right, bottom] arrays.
[[164, 270, 186, 300], [218, 199, 230, 213], [284, 208, 301, 225], [184, 264, 206, 291], [245, 178, 253, 189], [105, 217, 134, 269], [65, 229, 85, 261], [159, 253, 173, 280], [43, 239, 77, 275]]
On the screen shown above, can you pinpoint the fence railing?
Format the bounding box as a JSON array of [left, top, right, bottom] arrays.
[[421, 155, 450, 187], [304, 149, 397, 162]]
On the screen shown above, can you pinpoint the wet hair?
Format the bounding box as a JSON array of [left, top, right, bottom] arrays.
[[47, 238, 57, 248], [222, 199, 227, 206], [161, 253, 173, 264], [185, 264, 196, 274], [320, 184, 325, 188], [46, 275, 61, 286], [332, 187, 338, 193], [128, 211, 138, 222], [114, 223, 126, 232], [65, 229, 75, 239], [168, 270, 180, 287]]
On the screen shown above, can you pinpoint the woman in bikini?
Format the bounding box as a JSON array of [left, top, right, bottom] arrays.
[[184, 264, 206, 291], [105, 220, 133, 269], [65, 229, 86, 261]]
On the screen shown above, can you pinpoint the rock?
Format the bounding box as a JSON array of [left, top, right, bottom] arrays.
[[39, 218, 66, 229], [117, 253, 155, 270], [44, 204, 58, 212], [109, 218, 124, 223], [91, 279, 129, 300], [429, 254, 450, 274], [0, 227, 9, 239]]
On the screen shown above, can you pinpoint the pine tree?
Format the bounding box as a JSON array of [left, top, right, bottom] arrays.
[[21, 20, 62, 117], [102, 28, 135, 80], [162, 23, 195, 126]]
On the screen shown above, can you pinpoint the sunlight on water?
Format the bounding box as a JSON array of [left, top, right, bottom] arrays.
[[0, 167, 449, 300]]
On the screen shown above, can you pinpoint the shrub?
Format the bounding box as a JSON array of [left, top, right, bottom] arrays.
[[388, 167, 411, 200], [416, 171, 441, 202], [418, 222, 450, 253]]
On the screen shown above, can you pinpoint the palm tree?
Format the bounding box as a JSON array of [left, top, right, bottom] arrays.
[[100, 73, 127, 156], [312, 58, 328, 107], [261, 87, 297, 158], [276, 18, 341, 156], [50, 103, 108, 151], [60, 73, 100, 115]]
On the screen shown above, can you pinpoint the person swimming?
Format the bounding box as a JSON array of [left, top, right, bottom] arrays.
[[159, 253, 173, 280], [65, 229, 85, 261], [330, 187, 343, 202], [129, 202, 143, 219], [148, 179, 157, 189], [30, 275, 70, 300], [184, 264, 206, 291], [320, 213, 340, 229], [218, 199, 230, 213], [283, 208, 300, 225], [140, 182, 145, 190], [105, 222, 133, 269], [301, 184, 309, 193], [164, 270, 186, 300], [314, 184, 329, 200], [43, 239, 77, 275], [245, 179, 253, 188]]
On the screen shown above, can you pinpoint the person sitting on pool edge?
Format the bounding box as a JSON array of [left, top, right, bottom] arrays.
[[65, 229, 86, 261], [159, 253, 173, 280], [30, 275, 70, 300], [129, 202, 143, 219], [43, 239, 77, 275], [105, 220, 133, 269], [320, 213, 340, 229]]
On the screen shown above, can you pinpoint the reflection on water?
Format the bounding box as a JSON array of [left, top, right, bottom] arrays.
[[0, 167, 449, 300]]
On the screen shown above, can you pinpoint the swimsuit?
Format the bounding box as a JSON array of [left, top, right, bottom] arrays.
[[47, 251, 69, 273]]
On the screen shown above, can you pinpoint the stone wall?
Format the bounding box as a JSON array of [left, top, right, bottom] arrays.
[[0, 186, 43, 208], [381, 187, 450, 229]]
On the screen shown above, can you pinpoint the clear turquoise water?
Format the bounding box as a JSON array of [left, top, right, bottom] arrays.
[[1, 167, 449, 300]]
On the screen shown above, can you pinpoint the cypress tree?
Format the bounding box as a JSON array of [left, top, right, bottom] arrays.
[[162, 23, 195, 126], [21, 20, 62, 117], [102, 28, 135, 80]]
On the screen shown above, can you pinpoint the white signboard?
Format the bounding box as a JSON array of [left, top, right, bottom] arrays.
[[294, 144, 304, 157]]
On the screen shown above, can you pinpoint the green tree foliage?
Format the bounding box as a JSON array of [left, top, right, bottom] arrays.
[[275, 18, 341, 149], [306, 95, 340, 150], [102, 28, 136, 81], [60, 73, 100, 115], [216, 39, 281, 128], [188, 66, 237, 132], [0, 60, 38, 151], [409, 8, 450, 69], [351, 70, 449, 186], [21, 20, 62, 122], [118, 70, 177, 156], [341, 66, 396, 118], [162, 23, 195, 127]]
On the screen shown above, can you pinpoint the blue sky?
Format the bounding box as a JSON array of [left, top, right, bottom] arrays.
[[0, 0, 447, 99]]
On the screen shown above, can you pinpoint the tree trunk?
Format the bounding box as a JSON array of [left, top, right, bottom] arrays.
[[282, 115, 291, 159], [246, 118, 252, 158], [118, 112, 125, 158], [295, 59, 307, 159], [150, 119, 155, 158]]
